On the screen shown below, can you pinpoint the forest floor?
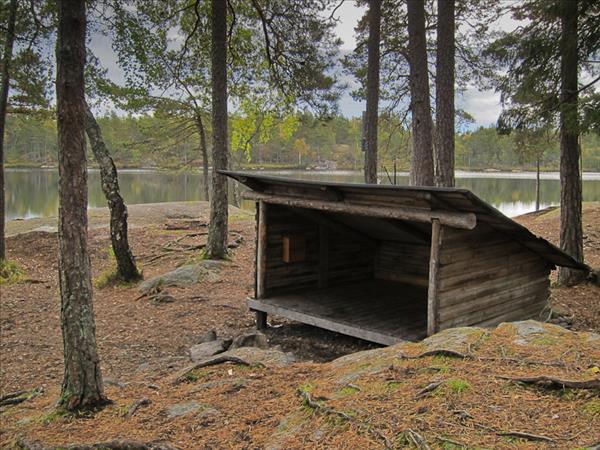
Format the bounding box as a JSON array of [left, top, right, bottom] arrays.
[[0, 201, 599, 449]]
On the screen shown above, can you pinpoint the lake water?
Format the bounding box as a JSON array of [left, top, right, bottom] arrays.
[[6, 168, 600, 220]]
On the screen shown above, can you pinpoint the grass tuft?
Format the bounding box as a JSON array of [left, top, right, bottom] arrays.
[[0, 260, 24, 285], [446, 378, 470, 395]]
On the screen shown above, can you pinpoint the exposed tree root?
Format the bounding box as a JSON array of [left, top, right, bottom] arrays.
[[126, 397, 151, 418], [474, 424, 554, 443], [497, 375, 600, 390], [298, 389, 394, 449]]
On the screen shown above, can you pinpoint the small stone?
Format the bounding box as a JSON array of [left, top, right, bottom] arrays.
[[166, 401, 203, 418], [199, 330, 218, 343], [190, 340, 230, 362], [230, 331, 269, 349]]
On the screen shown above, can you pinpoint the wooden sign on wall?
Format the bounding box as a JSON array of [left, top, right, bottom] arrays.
[[282, 233, 306, 263]]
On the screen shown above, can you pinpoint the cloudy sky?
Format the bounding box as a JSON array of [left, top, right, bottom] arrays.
[[90, 2, 505, 128]]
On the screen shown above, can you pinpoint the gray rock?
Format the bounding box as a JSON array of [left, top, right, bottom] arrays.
[[152, 291, 176, 303], [139, 264, 205, 294], [138, 260, 224, 294], [224, 347, 296, 368], [421, 327, 488, 355], [190, 339, 231, 362], [200, 330, 218, 343], [230, 331, 269, 349], [166, 401, 203, 418]]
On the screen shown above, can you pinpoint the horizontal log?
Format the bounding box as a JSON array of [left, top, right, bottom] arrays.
[[441, 292, 547, 329], [438, 271, 550, 307], [439, 255, 545, 290], [439, 278, 549, 322], [243, 191, 477, 230]]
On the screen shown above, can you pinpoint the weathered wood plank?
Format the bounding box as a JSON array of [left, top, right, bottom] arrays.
[[319, 225, 329, 288], [247, 280, 428, 344], [243, 191, 477, 230], [427, 219, 442, 336], [256, 201, 268, 299]]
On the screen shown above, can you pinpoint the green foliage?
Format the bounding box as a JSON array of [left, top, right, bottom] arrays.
[[5, 112, 600, 171], [582, 399, 600, 417], [446, 378, 470, 395], [0, 260, 24, 285]]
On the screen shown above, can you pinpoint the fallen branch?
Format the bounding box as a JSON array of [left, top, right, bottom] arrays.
[[497, 375, 600, 390], [399, 349, 466, 359], [0, 387, 42, 407], [474, 423, 554, 443], [298, 389, 393, 449], [174, 355, 259, 384], [435, 436, 465, 448], [126, 397, 151, 418], [415, 381, 444, 399], [405, 429, 430, 449], [17, 437, 179, 450]]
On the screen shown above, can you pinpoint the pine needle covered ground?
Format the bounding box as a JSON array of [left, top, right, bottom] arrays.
[[1, 202, 598, 449]]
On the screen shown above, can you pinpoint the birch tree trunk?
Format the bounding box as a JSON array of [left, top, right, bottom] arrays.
[[407, 0, 434, 186], [84, 102, 140, 282], [56, 0, 107, 410], [364, 0, 381, 184], [0, 0, 18, 261], [434, 0, 455, 187], [205, 0, 229, 259], [558, 0, 586, 285]]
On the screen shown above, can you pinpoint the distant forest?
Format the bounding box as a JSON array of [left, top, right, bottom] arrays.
[[6, 112, 600, 172]]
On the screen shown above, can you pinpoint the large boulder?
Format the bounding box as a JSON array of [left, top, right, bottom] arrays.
[[138, 260, 223, 294]]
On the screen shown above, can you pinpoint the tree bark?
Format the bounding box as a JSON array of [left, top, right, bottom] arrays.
[[434, 0, 455, 187], [0, 0, 18, 261], [195, 113, 210, 201], [557, 0, 586, 285], [56, 0, 107, 410], [205, 0, 229, 259], [407, 0, 435, 186], [364, 0, 381, 184], [84, 102, 140, 282], [535, 156, 540, 211]]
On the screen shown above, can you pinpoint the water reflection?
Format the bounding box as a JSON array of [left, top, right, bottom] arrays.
[[6, 168, 600, 220]]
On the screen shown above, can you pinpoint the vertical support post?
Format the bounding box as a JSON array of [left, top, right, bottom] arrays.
[[255, 201, 268, 329], [318, 224, 329, 288], [427, 219, 442, 336]]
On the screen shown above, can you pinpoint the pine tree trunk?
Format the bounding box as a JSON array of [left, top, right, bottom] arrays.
[[84, 102, 140, 282], [557, 0, 586, 285], [535, 156, 540, 211], [0, 0, 18, 261], [195, 113, 210, 201], [407, 0, 434, 186], [434, 0, 455, 187], [56, 0, 106, 410], [205, 0, 229, 259], [364, 0, 381, 184]]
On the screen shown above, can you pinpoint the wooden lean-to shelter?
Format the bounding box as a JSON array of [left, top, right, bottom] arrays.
[[223, 171, 588, 345]]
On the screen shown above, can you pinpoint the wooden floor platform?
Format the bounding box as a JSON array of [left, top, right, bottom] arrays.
[[248, 280, 428, 345]]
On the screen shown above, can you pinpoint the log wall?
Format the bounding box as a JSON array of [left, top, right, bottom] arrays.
[[375, 240, 431, 287], [436, 223, 551, 330], [264, 205, 373, 295]]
